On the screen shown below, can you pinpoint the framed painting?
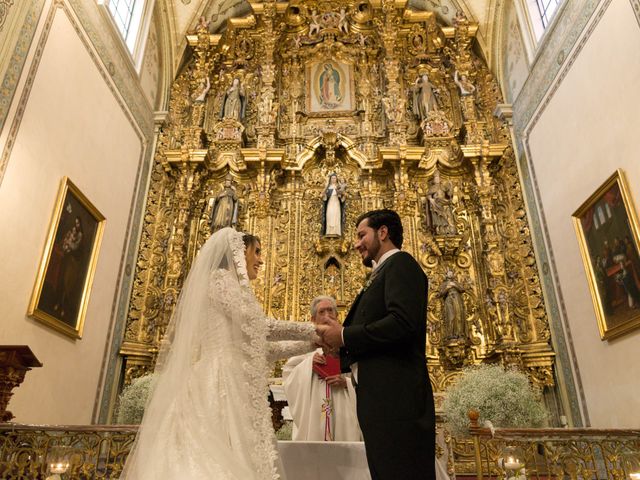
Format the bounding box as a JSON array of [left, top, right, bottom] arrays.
[[28, 177, 105, 339], [572, 169, 640, 340], [306, 60, 355, 114]]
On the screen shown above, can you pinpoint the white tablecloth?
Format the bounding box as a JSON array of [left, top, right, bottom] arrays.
[[277, 440, 451, 480], [277, 441, 372, 480]]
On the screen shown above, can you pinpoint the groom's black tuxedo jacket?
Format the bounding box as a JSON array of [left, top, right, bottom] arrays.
[[341, 251, 435, 480]]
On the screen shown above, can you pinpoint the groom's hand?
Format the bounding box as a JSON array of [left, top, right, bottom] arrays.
[[315, 319, 344, 349]]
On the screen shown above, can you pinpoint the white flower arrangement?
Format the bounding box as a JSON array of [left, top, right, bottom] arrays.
[[275, 420, 293, 440], [442, 364, 548, 436], [115, 374, 155, 424]]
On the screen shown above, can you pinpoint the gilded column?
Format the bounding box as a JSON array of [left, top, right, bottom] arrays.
[[379, 0, 407, 147]]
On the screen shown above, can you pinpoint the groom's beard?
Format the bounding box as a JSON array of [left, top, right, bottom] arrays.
[[361, 237, 380, 268]]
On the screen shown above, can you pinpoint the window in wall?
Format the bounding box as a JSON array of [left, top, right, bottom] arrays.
[[534, 0, 562, 29], [108, 0, 146, 53], [523, 0, 564, 41]]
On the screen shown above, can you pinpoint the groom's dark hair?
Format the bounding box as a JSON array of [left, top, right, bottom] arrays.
[[242, 233, 261, 248], [356, 209, 403, 249]]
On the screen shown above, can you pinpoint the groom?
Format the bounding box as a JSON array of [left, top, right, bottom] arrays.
[[316, 209, 435, 480]]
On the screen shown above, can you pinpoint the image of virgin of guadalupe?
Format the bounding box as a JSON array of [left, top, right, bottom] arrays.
[[322, 173, 346, 236], [318, 63, 342, 109]]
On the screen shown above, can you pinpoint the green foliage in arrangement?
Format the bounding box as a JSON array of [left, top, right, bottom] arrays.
[[443, 364, 548, 436], [275, 420, 293, 440], [115, 374, 155, 424]]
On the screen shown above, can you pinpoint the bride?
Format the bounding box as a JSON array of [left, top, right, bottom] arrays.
[[121, 228, 317, 479]]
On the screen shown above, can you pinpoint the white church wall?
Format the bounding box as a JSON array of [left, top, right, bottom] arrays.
[[525, 0, 640, 427], [139, 17, 160, 109], [502, 1, 529, 103], [0, 3, 147, 424]]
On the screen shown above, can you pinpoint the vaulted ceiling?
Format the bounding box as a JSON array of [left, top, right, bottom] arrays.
[[156, 0, 503, 75]]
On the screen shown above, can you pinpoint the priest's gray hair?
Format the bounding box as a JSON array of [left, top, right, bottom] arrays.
[[310, 295, 338, 317]]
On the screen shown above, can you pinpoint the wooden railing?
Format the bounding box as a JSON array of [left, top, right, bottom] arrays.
[[0, 423, 137, 479], [1, 420, 639, 479], [462, 411, 640, 479]]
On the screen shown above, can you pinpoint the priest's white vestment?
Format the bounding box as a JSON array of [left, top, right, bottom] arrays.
[[283, 349, 362, 441]]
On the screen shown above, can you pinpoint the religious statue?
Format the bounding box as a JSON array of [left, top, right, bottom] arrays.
[[438, 270, 467, 340], [453, 10, 468, 26], [193, 76, 210, 103], [196, 15, 210, 32], [322, 173, 346, 236], [412, 73, 438, 121], [210, 175, 239, 232], [382, 93, 406, 124], [454, 70, 476, 96], [258, 90, 278, 124], [219, 78, 246, 122], [309, 10, 321, 36], [338, 8, 349, 34], [425, 170, 456, 235]]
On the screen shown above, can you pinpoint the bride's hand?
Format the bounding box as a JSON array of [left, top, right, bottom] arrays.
[[315, 321, 344, 349]]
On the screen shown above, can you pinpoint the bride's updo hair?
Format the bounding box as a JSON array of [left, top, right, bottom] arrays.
[[242, 233, 261, 248]]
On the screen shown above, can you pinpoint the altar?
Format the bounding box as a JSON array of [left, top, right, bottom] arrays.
[[277, 439, 452, 480], [277, 441, 371, 480]]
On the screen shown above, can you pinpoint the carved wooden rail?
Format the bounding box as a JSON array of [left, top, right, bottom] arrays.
[[464, 411, 640, 480], [1, 421, 639, 479], [0, 423, 138, 479]]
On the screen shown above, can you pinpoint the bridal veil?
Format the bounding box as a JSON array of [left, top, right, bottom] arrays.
[[121, 227, 280, 479]]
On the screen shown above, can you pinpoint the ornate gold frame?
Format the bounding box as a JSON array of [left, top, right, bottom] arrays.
[[28, 177, 105, 339], [572, 169, 640, 340], [305, 59, 355, 115]]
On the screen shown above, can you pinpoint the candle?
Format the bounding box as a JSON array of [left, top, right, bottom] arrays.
[[503, 456, 523, 470], [49, 462, 69, 473]]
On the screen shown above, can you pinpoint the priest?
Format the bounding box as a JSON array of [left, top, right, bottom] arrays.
[[283, 296, 361, 441]]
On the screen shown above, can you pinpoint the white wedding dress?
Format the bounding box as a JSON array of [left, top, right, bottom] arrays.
[[121, 228, 316, 479]]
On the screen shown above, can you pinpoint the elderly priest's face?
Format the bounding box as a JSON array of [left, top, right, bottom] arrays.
[[312, 299, 337, 325]]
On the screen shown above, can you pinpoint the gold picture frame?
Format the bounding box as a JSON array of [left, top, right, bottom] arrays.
[[28, 177, 105, 339], [306, 59, 355, 115], [572, 169, 640, 340]]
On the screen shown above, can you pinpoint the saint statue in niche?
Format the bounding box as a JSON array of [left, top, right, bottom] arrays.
[[454, 70, 476, 96], [318, 63, 342, 109], [412, 73, 438, 121], [193, 76, 210, 103], [322, 173, 346, 236], [425, 170, 456, 235], [438, 270, 467, 340], [219, 78, 246, 122], [210, 175, 239, 232]]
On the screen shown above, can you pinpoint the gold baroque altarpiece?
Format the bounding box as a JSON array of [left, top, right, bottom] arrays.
[[119, 0, 554, 399]]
